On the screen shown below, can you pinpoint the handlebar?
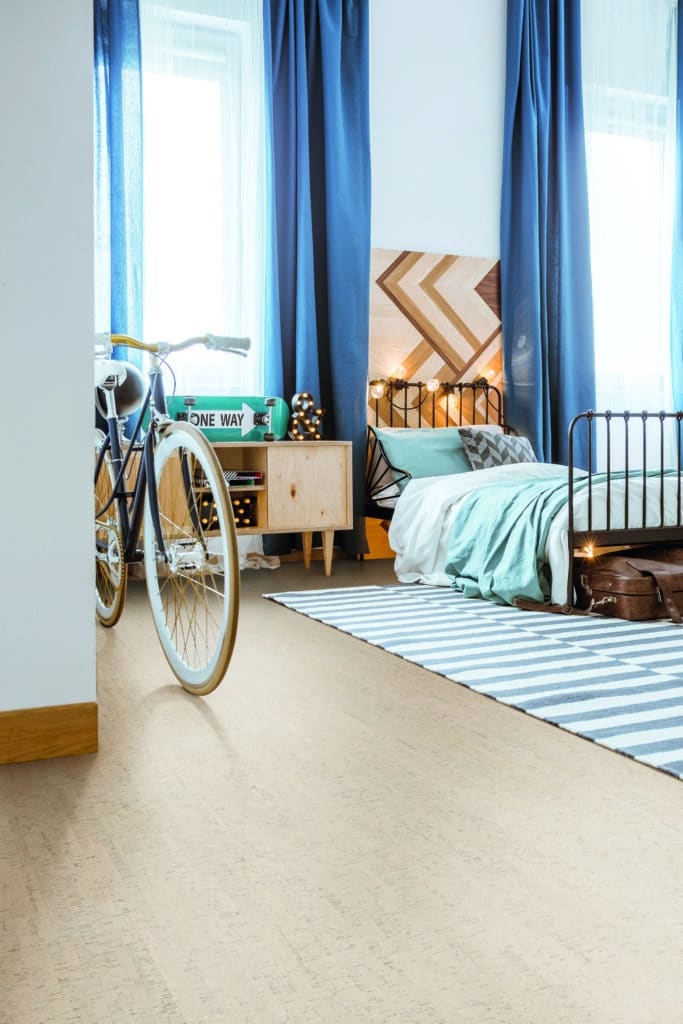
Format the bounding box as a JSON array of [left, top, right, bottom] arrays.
[[205, 333, 251, 355], [107, 333, 251, 357]]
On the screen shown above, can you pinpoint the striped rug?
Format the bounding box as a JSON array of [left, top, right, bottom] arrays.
[[265, 584, 683, 781]]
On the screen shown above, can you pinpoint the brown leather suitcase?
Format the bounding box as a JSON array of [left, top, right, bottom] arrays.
[[574, 549, 683, 622]]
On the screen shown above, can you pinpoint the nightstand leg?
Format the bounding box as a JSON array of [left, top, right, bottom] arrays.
[[322, 530, 334, 576], [302, 531, 313, 569]]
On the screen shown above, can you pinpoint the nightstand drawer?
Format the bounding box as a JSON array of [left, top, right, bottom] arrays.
[[267, 444, 351, 531]]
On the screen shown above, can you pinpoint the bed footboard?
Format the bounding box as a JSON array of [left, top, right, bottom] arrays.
[[566, 410, 683, 606]]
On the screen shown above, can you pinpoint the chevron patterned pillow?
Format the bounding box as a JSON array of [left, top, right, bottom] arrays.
[[459, 428, 538, 470]]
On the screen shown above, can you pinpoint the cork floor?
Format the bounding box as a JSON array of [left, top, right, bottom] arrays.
[[2, 558, 683, 1024]]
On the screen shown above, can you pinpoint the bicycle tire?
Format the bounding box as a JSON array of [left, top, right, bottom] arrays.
[[95, 428, 127, 627], [143, 422, 239, 695]]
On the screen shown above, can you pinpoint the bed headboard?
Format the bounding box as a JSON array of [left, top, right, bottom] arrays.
[[366, 376, 508, 520], [368, 376, 504, 429]]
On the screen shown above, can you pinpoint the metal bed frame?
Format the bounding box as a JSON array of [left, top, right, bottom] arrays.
[[366, 379, 683, 611], [367, 376, 504, 429], [566, 410, 683, 608]]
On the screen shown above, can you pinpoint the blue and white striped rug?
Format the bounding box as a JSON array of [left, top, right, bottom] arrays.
[[265, 584, 683, 781]]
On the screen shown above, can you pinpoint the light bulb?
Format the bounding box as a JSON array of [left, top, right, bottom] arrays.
[[394, 365, 407, 380], [425, 378, 440, 393], [369, 381, 385, 400]]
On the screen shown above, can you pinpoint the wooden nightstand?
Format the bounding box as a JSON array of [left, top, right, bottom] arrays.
[[210, 440, 353, 575]]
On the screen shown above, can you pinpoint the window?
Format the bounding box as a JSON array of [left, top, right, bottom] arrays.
[[139, 0, 266, 396], [582, 0, 677, 418]]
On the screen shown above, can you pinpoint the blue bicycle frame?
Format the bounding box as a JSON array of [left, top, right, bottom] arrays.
[[95, 362, 169, 566]]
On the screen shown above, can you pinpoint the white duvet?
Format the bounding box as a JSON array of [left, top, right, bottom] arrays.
[[388, 463, 683, 606]]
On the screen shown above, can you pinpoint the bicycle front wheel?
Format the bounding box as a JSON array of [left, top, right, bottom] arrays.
[[143, 423, 239, 695]]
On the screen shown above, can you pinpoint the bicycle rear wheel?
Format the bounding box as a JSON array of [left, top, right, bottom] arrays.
[[143, 423, 239, 695], [95, 428, 127, 626]]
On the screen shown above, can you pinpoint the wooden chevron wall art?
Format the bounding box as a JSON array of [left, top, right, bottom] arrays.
[[369, 248, 503, 427]]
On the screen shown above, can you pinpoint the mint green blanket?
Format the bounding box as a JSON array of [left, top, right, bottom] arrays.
[[444, 474, 574, 605]]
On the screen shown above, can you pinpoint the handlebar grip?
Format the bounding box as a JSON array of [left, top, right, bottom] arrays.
[[205, 333, 251, 353]]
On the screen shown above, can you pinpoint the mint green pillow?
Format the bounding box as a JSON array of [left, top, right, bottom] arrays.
[[372, 427, 473, 489]]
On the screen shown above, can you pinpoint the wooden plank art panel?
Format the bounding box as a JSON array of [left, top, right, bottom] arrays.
[[369, 248, 503, 427]]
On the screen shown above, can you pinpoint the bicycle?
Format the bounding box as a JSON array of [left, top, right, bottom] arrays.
[[94, 332, 249, 695]]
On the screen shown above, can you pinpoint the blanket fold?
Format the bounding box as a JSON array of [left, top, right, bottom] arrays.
[[444, 475, 572, 605]]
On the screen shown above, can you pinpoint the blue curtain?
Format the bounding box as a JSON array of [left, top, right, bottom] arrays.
[[672, 5, 683, 410], [500, 0, 595, 468], [263, 0, 371, 555], [93, 0, 144, 363]]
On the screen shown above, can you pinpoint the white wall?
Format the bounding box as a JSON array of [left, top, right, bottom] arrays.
[[370, 0, 507, 258], [0, 1, 95, 711]]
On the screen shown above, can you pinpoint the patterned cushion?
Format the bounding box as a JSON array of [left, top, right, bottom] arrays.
[[459, 428, 538, 470]]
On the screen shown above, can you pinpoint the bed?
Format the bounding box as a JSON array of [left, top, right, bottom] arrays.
[[366, 378, 683, 611]]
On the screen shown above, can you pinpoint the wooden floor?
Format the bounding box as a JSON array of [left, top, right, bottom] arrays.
[[2, 558, 683, 1023]]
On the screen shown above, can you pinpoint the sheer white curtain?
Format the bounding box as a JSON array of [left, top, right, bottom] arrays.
[[582, 0, 677, 426], [139, 0, 266, 396]]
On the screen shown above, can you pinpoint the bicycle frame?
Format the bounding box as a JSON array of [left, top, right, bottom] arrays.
[[96, 330, 251, 564], [95, 356, 169, 565]]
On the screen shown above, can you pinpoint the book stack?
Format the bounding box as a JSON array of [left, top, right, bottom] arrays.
[[222, 469, 264, 487]]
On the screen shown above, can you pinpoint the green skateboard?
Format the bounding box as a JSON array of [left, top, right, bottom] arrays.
[[166, 395, 290, 442]]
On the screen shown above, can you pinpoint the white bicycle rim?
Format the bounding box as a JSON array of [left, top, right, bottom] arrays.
[[143, 424, 239, 694]]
